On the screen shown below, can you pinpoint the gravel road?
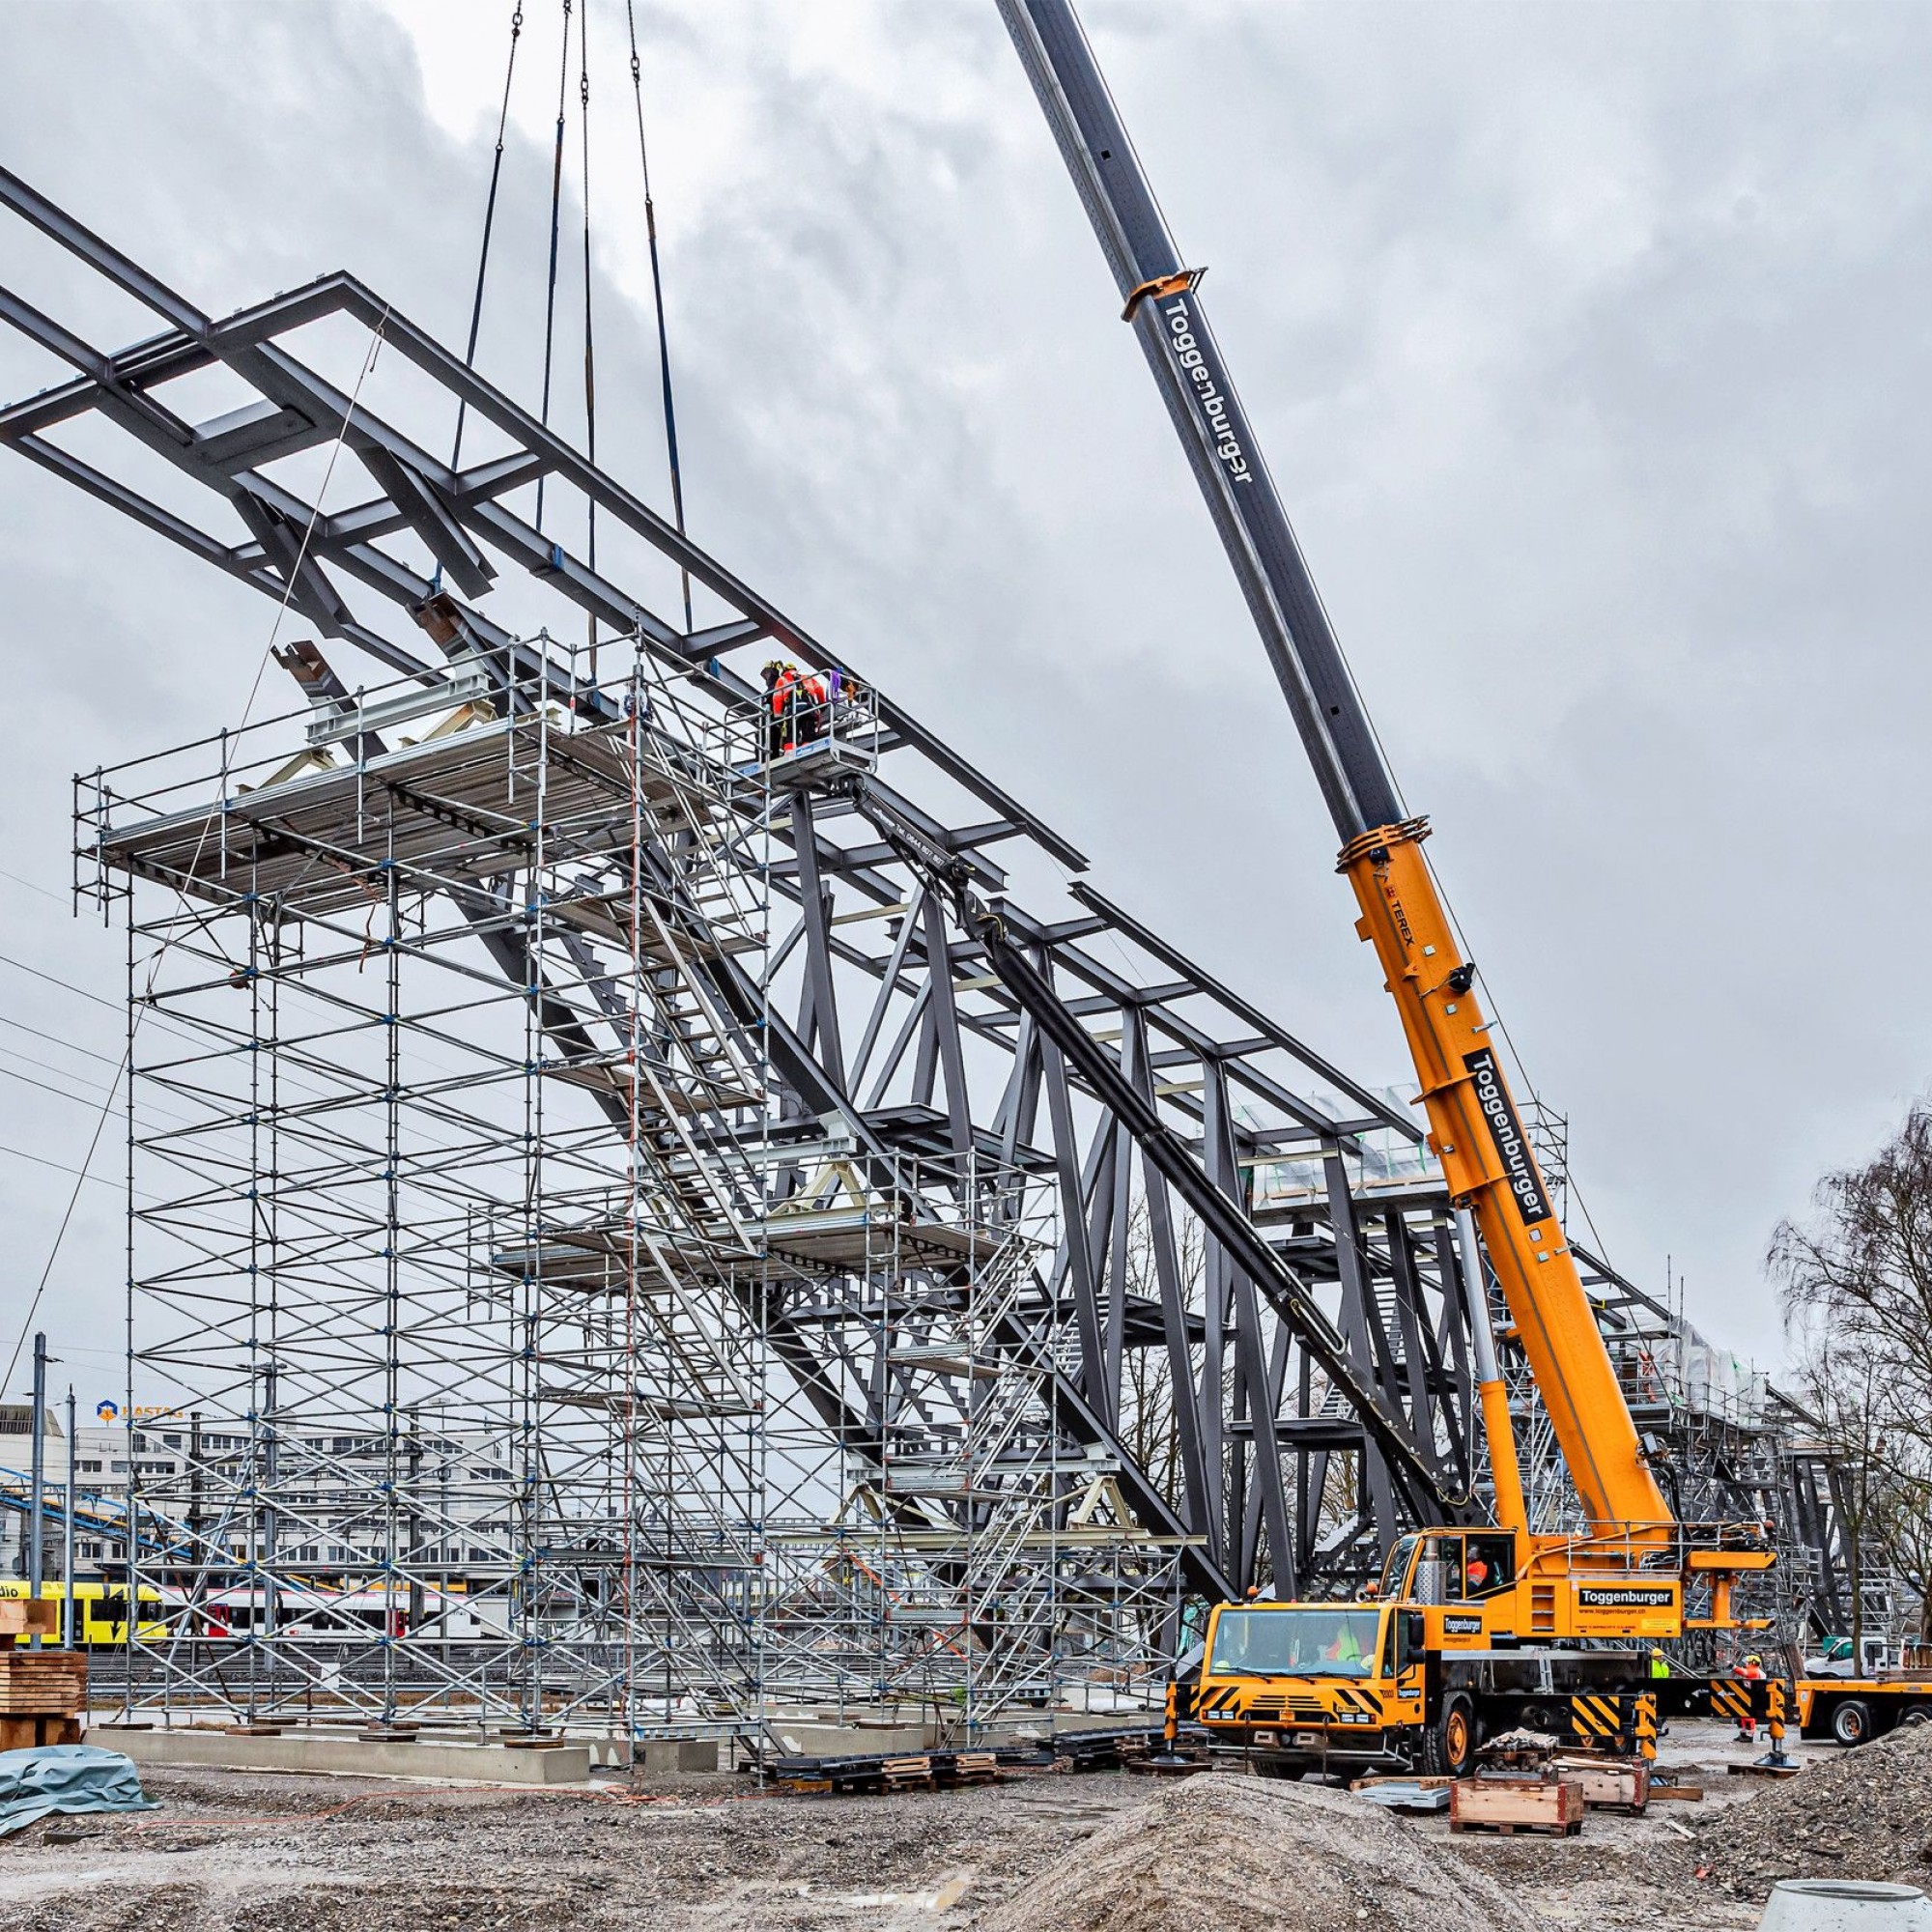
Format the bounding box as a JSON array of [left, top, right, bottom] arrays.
[[0, 1719, 1846, 1930]]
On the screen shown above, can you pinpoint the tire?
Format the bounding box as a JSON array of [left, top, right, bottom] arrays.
[[1901, 1704, 1932, 1728], [1422, 1694, 1477, 1778], [1831, 1698, 1873, 1747], [1252, 1756, 1296, 1779]]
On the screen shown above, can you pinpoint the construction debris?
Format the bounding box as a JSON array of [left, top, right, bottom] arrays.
[[977, 1772, 1546, 1932], [1688, 1720, 1932, 1899]]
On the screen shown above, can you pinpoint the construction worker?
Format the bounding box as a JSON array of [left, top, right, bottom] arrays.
[[1648, 1646, 1671, 1680], [1734, 1652, 1766, 1742], [1464, 1553, 1490, 1594], [761, 661, 793, 760], [795, 668, 829, 746], [1321, 1617, 1363, 1671]]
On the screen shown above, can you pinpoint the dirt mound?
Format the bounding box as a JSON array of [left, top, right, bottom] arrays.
[[972, 1771, 1548, 1932], [1691, 1722, 1932, 1900]]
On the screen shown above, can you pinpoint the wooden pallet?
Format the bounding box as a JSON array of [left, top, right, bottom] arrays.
[[881, 1754, 934, 1792], [1450, 1776, 1584, 1837]]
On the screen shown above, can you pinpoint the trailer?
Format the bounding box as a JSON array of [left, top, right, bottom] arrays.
[[1797, 1674, 1932, 1746]]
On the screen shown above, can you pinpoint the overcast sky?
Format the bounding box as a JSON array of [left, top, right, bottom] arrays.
[[3, 0, 1931, 1406]]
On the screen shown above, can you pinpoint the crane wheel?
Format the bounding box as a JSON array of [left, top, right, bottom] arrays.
[[1831, 1698, 1872, 1747], [1901, 1703, 1932, 1727], [1423, 1693, 1476, 1777]]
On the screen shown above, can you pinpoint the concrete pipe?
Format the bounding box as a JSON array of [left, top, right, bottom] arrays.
[[1759, 1883, 1932, 1932]]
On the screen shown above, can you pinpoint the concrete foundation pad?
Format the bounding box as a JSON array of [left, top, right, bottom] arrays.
[[758, 1709, 1162, 1758], [765, 1721, 928, 1758], [639, 1739, 721, 1776], [100, 1725, 593, 1785]]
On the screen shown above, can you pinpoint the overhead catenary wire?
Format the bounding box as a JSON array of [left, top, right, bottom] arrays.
[[0, 1010, 124, 1066], [0, 1139, 160, 1205]]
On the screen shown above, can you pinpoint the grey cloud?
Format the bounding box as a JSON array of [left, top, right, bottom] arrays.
[[4, 0, 1930, 1381]]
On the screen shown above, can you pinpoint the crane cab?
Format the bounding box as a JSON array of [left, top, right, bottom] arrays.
[[1377, 1527, 1701, 1647]]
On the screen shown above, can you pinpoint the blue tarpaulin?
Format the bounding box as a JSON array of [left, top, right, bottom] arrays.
[[0, 1744, 159, 1836]]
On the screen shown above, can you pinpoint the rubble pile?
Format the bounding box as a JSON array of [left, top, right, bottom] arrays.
[[974, 1771, 1545, 1932], [1691, 1722, 1932, 1899]]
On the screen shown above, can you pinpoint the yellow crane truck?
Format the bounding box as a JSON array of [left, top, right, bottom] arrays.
[[997, 0, 1781, 1779]]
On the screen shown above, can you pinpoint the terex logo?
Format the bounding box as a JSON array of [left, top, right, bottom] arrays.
[[1463, 1048, 1552, 1227]]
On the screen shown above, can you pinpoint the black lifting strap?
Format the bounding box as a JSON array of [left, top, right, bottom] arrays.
[[449, 2, 526, 482]]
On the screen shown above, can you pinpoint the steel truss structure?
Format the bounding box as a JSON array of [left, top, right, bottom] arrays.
[[0, 168, 1862, 1734]]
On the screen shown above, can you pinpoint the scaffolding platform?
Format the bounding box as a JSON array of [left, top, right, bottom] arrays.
[[89, 712, 763, 960], [754, 1207, 1003, 1271]]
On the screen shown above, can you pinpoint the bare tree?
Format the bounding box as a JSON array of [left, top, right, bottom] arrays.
[[1772, 1105, 1932, 1649], [1117, 1201, 1203, 1517]]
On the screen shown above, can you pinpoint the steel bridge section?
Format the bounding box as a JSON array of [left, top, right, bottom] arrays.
[[0, 167, 1863, 1721]]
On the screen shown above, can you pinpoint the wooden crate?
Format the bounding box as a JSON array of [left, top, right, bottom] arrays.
[[1549, 1756, 1649, 1813], [0, 1651, 88, 1717], [1450, 1776, 1584, 1837]]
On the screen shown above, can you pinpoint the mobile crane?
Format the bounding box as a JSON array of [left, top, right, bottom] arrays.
[[950, 0, 1782, 1777]]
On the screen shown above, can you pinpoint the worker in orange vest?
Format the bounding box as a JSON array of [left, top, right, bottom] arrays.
[[794, 668, 828, 746], [763, 661, 797, 759], [1734, 1652, 1766, 1742]]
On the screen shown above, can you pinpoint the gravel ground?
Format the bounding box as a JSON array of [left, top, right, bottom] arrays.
[[1683, 1712, 1932, 1903], [0, 1759, 1147, 1931], [0, 1720, 1852, 1931]]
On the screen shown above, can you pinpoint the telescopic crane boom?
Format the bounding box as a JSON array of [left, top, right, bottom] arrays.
[[995, 0, 1671, 1542]]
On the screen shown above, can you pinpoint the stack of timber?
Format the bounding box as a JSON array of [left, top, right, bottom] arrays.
[[0, 1601, 85, 1749]]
